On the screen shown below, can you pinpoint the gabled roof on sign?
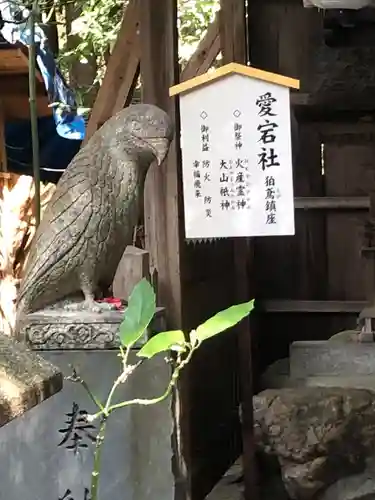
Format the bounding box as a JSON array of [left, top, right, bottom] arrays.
[[169, 62, 300, 97]]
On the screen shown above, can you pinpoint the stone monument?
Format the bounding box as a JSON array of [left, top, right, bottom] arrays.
[[15, 103, 173, 347]]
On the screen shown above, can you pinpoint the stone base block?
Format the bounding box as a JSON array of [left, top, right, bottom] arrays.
[[19, 307, 166, 350], [290, 340, 375, 379], [0, 350, 175, 500]]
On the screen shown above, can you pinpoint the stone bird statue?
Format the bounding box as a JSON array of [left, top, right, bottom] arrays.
[[15, 103, 173, 326]]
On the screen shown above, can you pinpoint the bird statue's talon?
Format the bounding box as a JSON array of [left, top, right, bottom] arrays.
[[59, 300, 114, 314]]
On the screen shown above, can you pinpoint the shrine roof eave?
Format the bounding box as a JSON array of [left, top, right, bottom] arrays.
[[169, 62, 300, 97]]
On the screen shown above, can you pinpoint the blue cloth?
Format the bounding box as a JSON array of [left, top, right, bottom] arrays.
[[34, 42, 86, 141], [5, 116, 81, 183]]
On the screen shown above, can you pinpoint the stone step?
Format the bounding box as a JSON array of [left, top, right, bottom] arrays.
[[261, 360, 375, 391], [290, 340, 375, 378], [294, 375, 375, 391]]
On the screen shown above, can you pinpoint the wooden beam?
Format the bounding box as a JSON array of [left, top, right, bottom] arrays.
[[261, 300, 365, 313], [291, 92, 311, 107], [84, 0, 140, 143], [181, 11, 221, 81], [219, 1, 258, 500], [294, 196, 370, 210]]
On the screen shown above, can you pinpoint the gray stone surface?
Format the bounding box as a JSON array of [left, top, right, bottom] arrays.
[[294, 375, 375, 390], [205, 458, 243, 500], [260, 358, 375, 391], [19, 307, 166, 349], [260, 358, 290, 390], [258, 335, 375, 499], [290, 340, 375, 379], [0, 349, 174, 500], [205, 457, 290, 500], [0, 332, 62, 427], [15, 103, 173, 328], [253, 387, 375, 500], [320, 457, 375, 500]]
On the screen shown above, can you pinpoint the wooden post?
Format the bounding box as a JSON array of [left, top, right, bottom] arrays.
[[219, 1, 259, 499], [0, 101, 8, 173], [140, 0, 183, 328], [139, 4, 189, 499], [359, 191, 375, 340], [362, 191, 375, 306]]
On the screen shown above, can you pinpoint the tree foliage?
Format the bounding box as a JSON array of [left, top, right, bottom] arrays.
[[178, 0, 219, 62], [54, 0, 219, 103], [2, 0, 218, 104]]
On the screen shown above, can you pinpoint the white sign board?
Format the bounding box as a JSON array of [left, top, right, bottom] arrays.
[[179, 73, 295, 239]]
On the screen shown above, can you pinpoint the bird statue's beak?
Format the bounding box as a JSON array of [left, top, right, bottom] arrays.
[[149, 137, 171, 166]]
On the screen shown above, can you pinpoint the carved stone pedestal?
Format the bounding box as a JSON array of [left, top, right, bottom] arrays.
[[18, 307, 166, 350]]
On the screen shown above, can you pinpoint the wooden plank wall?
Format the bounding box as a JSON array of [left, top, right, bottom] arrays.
[[323, 123, 374, 331], [248, 0, 375, 372]]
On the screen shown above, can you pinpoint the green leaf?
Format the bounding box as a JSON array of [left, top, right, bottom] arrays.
[[119, 278, 156, 347], [195, 300, 254, 343], [137, 330, 187, 359]]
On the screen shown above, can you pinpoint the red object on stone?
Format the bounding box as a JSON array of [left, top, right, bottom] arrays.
[[97, 297, 123, 310]]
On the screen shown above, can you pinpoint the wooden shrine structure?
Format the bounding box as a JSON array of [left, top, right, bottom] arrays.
[[86, 0, 375, 499], [0, 38, 52, 173]]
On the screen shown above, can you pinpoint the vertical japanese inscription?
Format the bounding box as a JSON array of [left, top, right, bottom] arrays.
[[191, 112, 213, 219], [233, 158, 250, 211], [219, 159, 231, 211], [193, 160, 202, 199], [57, 399, 96, 500], [256, 92, 279, 225], [218, 109, 251, 213], [233, 109, 243, 150], [58, 401, 97, 455], [200, 111, 210, 152]]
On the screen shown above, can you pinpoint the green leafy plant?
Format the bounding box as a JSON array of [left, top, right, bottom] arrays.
[[68, 278, 254, 500]]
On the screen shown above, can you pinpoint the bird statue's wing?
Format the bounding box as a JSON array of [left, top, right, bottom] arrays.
[[17, 138, 114, 308]]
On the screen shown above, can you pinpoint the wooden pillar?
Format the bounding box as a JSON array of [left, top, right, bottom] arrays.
[[219, 1, 259, 500], [140, 0, 184, 328], [0, 101, 8, 173], [139, 3, 189, 500]]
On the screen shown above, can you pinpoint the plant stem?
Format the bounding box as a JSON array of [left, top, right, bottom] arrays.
[[28, 0, 41, 227], [103, 351, 140, 414], [103, 374, 123, 415], [80, 378, 106, 413], [90, 416, 107, 500], [92, 348, 196, 421]]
